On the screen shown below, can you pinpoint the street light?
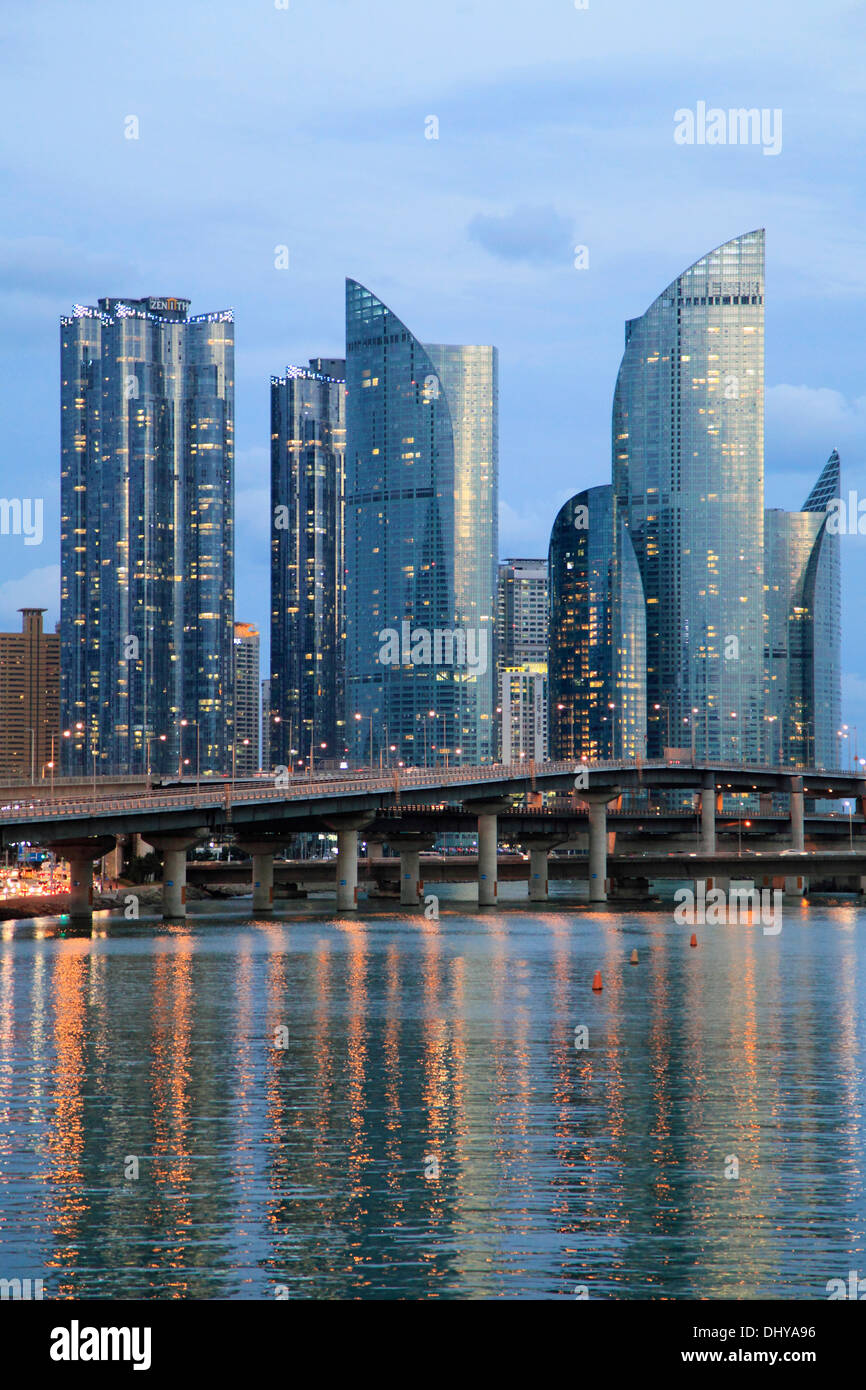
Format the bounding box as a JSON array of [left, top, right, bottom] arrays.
[[354, 711, 373, 770], [145, 732, 167, 792]]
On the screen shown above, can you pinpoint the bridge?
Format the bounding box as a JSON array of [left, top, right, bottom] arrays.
[[1, 759, 864, 921]]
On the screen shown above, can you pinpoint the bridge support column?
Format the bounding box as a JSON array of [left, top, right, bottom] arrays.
[[336, 829, 358, 911], [529, 847, 548, 901], [323, 814, 374, 913], [149, 832, 205, 921], [477, 814, 498, 905], [784, 875, 806, 900], [583, 787, 620, 903], [400, 849, 422, 906], [53, 838, 116, 926], [790, 776, 805, 852], [252, 853, 275, 913], [521, 835, 568, 903], [701, 773, 716, 854], [68, 854, 94, 922]]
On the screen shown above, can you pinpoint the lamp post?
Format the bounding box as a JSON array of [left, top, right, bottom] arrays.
[[354, 711, 373, 770], [145, 732, 167, 792], [845, 800, 854, 850]]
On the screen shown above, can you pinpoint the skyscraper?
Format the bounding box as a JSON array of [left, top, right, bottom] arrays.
[[270, 360, 345, 771], [0, 609, 60, 780], [548, 486, 645, 761], [60, 296, 234, 778], [233, 622, 260, 776], [496, 559, 548, 762], [612, 230, 765, 763], [344, 280, 497, 767], [764, 450, 841, 768]]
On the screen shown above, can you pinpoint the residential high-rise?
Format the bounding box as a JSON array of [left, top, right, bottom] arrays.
[[764, 450, 841, 768], [345, 279, 497, 767], [270, 360, 346, 770], [0, 609, 60, 780], [548, 486, 645, 761], [233, 623, 260, 776], [60, 296, 234, 778], [612, 230, 765, 763], [496, 559, 548, 762]]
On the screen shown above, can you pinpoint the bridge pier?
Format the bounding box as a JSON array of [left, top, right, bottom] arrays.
[[701, 773, 716, 854], [336, 829, 358, 911], [68, 853, 94, 921], [790, 776, 805, 852], [149, 833, 204, 920], [323, 815, 374, 912], [235, 837, 286, 915], [582, 787, 620, 903], [521, 835, 568, 902], [53, 837, 117, 925], [466, 799, 512, 905]]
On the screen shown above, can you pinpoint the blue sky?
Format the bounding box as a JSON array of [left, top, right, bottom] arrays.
[[1, 0, 865, 741]]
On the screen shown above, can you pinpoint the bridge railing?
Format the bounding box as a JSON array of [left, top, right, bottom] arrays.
[[0, 756, 862, 825]]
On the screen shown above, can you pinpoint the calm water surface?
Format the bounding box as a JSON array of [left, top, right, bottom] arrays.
[[1, 891, 865, 1299]]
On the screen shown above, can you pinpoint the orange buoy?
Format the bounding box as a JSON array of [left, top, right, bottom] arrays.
[[630, 949, 639, 964], [591, 970, 603, 991], [690, 933, 698, 948]]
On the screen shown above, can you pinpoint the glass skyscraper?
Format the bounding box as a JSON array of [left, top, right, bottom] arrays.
[[344, 280, 497, 767], [270, 360, 346, 771], [764, 450, 841, 768], [612, 230, 765, 762], [60, 296, 234, 777], [548, 485, 645, 761]]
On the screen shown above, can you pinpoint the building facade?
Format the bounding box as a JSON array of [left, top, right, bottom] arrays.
[[344, 280, 497, 768], [548, 485, 646, 761], [60, 296, 234, 778], [612, 230, 765, 763], [496, 558, 548, 762], [764, 450, 841, 768], [0, 609, 60, 780], [270, 361, 345, 771], [233, 622, 260, 776]]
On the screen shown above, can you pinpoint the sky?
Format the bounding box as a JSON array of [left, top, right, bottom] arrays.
[[1, 0, 865, 742]]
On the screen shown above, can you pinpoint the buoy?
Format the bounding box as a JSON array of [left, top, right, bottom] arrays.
[[591, 970, 603, 991], [630, 949, 639, 964], [690, 933, 698, 948]]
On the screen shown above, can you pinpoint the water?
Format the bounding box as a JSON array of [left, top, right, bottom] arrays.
[[1, 891, 865, 1300]]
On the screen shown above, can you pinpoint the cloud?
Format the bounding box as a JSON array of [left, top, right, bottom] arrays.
[[468, 205, 575, 266], [0, 565, 59, 628]]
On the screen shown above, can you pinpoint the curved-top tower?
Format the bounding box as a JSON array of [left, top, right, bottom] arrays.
[[344, 280, 497, 767], [613, 230, 765, 761]]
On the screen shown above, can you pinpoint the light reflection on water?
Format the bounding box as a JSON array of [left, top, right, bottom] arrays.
[[0, 898, 864, 1299]]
